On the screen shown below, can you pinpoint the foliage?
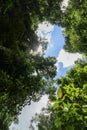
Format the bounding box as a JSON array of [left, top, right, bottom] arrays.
[[31, 60, 87, 130], [30, 103, 57, 130], [29, 0, 87, 130], [0, 112, 11, 130], [1, 0, 87, 129], [54, 60, 87, 130], [61, 0, 87, 54], [0, 0, 60, 128]]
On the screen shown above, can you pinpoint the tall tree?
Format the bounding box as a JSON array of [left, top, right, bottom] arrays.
[[31, 60, 87, 130], [61, 0, 87, 54], [0, 0, 61, 126], [54, 60, 87, 130]]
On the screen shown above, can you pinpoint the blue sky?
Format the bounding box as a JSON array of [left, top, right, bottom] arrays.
[[44, 24, 82, 77], [10, 23, 83, 130], [45, 25, 65, 57], [45, 25, 70, 78]]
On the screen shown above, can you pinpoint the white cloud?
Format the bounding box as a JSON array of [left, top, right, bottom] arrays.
[[37, 21, 54, 33], [61, 0, 69, 12], [10, 95, 49, 130], [36, 21, 54, 42], [56, 49, 83, 68]]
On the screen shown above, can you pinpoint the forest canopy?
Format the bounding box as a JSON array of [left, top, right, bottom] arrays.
[[0, 0, 61, 128], [0, 0, 87, 130], [30, 0, 87, 130]]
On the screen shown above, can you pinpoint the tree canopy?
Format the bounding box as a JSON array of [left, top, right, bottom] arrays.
[[54, 60, 87, 130], [30, 0, 87, 130], [62, 0, 87, 54], [1, 0, 87, 129], [0, 0, 61, 128], [31, 60, 87, 130]]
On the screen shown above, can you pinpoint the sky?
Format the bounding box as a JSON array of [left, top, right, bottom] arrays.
[[36, 23, 82, 77], [10, 22, 83, 130], [10, 95, 49, 130]]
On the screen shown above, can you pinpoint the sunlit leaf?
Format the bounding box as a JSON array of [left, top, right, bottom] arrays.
[[57, 88, 63, 99]]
